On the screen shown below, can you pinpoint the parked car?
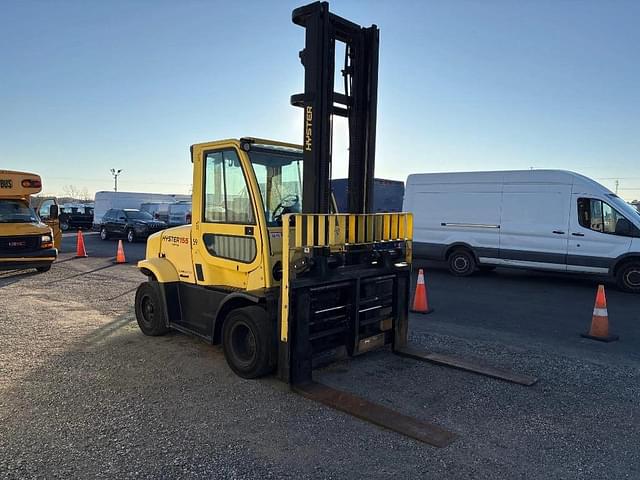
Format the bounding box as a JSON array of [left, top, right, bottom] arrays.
[[99, 208, 167, 243], [404, 169, 640, 292], [93, 191, 190, 229], [167, 201, 192, 226], [59, 203, 94, 231], [140, 202, 172, 222]]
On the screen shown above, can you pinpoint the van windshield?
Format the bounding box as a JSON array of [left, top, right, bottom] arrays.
[[607, 194, 640, 224], [0, 199, 39, 223], [125, 210, 154, 220], [170, 204, 191, 214]]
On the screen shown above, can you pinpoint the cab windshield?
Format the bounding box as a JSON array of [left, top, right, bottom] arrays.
[[0, 199, 39, 223], [249, 145, 303, 227]]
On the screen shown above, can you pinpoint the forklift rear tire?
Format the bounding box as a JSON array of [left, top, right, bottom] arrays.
[[222, 306, 275, 379], [135, 282, 170, 336]]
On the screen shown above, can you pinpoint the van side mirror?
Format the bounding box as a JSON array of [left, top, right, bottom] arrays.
[[49, 204, 59, 219], [615, 218, 633, 236]]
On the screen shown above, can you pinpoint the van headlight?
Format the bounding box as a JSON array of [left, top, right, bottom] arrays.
[[41, 234, 53, 248]]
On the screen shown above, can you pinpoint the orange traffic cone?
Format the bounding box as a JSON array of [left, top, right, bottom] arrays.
[[75, 230, 88, 258], [411, 268, 433, 314], [115, 240, 127, 264], [581, 285, 618, 342]]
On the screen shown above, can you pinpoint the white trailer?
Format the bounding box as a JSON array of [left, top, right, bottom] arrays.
[[404, 170, 640, 292], [93, 191, 190, 227]]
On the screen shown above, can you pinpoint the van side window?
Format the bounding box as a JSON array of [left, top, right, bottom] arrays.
[[203, 149, 255, 225], [578, 198, 632, 236]]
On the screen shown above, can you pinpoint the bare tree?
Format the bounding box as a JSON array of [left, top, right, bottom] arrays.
[[61, 185, 91, 202], [79, 187, 91, 201]]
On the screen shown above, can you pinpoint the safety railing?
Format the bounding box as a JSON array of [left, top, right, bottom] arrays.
[[284, 212, 413, 249]]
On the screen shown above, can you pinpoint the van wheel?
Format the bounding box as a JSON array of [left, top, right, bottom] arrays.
[[448, 249, 476, 276], [36, 265, 51, 273], [223, 306, 275, 379], [135, 282, 170, 336], [60, 221, 69, 231], [616, 261, 640, 293], [100, 227, 109, 240]]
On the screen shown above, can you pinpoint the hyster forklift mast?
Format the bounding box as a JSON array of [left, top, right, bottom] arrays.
[[291, 1, 378, 215], [281, 1, 537, 442]]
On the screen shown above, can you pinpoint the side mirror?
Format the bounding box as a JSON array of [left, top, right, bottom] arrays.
[[615, 218, 632, 236], [119, 216, 127, 221], [49, 204, 59, 219]]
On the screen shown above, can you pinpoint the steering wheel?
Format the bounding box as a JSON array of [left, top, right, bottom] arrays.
[[272, 194, 300, 224]]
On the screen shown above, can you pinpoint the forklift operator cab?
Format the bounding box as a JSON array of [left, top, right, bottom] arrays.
[[190, 138, 304, 291]]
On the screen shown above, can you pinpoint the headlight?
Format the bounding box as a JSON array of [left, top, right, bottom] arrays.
[[41, 234, 52, 242]]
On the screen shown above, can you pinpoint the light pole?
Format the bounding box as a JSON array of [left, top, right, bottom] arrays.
[[110, 169, 123, 192]]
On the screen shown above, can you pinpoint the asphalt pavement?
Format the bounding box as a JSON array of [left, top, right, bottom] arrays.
[[60, 231, 147, 264], [412, 260, 640, 363], [0, 234, 638, 478]]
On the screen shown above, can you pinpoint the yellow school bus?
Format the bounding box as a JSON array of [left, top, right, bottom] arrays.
[[0, 170, 60, 273]]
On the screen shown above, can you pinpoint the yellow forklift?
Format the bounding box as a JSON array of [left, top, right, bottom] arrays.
[[135, 2, 535, 446]]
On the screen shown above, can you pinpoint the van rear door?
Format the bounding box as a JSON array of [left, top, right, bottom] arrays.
[[499, 184, 571, 271], [407, 176, 502, 259]]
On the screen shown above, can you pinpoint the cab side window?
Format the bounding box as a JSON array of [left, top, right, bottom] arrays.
[[578, 198, 634, 236], [203, 149, 255, 224]]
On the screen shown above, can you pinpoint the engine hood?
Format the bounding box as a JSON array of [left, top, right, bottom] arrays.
[[0, 222, 50, 236]]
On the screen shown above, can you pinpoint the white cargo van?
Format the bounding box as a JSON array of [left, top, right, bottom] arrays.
[[404, 170, 640, 292]]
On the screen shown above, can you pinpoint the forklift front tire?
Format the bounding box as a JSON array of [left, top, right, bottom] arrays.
[[135, 282, 170, 336], [222, 306, 275, 379]]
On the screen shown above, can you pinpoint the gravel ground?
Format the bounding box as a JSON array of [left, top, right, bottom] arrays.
[[1, 254, 639, 479]]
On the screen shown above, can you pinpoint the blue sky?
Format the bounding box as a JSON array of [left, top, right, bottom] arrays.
[[1, 0, 639, 200]]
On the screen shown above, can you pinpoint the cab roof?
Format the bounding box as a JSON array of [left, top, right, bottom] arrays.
[[189, 138, 303, 162], [0, 170, 43, 198]]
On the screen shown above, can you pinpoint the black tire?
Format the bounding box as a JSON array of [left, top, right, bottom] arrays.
[[100, 227, 109, 241], [448, 249, 476, 276], [135, 282, 170, 336], [36, 265, 51, 273], [60, 221, 69, 231], [126, 228, 136, 243], [616, 261, 640, 293], [222, 306, 275, 379]]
